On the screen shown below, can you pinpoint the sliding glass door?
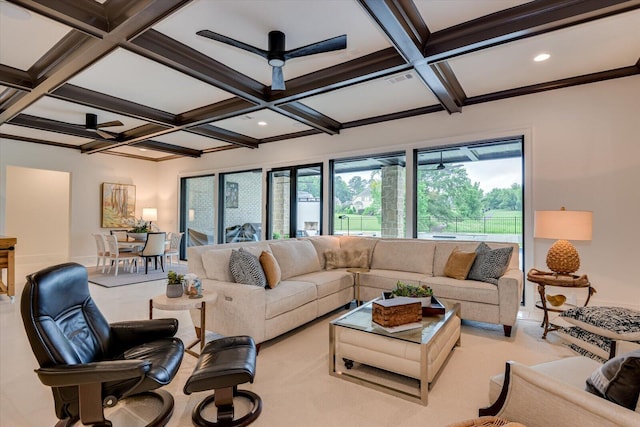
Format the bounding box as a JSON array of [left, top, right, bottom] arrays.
[[180, 175, 215, 258], [219, 170, 263, 243], [268, 164, 322, 240]]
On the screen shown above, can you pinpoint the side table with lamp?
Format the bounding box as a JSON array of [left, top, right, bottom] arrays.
[[531, 207, 594, 338]]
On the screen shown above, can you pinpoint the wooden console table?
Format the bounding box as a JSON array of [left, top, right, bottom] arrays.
[[0, 236, 17, 303], [527, 268, 595, 339]]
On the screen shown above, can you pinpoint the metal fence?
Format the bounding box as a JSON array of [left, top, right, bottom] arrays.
[[418, 216, 522, 235]]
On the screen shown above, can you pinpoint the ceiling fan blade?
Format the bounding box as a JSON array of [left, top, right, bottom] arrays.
[[285, 34, 347, 60], [271, 66, 285, 91], [97, 120, 123, 128], [95, 129, 115, 139], [196, 29, 268, 59]]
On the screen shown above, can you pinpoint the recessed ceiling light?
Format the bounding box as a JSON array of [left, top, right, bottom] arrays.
[[139, 148, 147, 152], [257, 121, 267, 126], [534, 53, 550, 62]]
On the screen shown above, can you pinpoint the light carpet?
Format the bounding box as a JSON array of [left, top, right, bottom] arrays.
[[88, 263, 188, 288], [157, 310, 576, 427]]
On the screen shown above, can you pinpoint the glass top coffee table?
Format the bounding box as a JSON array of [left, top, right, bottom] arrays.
[[329, 297, 461, 405]]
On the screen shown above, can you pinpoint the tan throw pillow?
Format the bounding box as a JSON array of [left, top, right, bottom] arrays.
[[324, 248, 369, 270], [443, 247, 477, 280], [259, 251, 281, 288]]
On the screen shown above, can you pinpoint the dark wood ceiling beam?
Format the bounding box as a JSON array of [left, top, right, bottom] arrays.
[[51, 84, 176, 125], [178, 97, 260, 127], [130, 140, 202, 157], [0, 0, 191, 124], [465, 64, 640, 106], [0, 88, 26, 111], [186, 125, 260, 149], [357, 0, 462, 113], [424, 0, 640, 62], [8, 114, 112, 140], [0, 65, 33, 91], [30, 31, 96, 85], [274, 102, 341, 135], [0, 132, 79, 149], [270, 47, 408, 104], [130, 30, 267, 104]]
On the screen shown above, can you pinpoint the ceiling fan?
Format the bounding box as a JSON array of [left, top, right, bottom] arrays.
[[196, 29, 347, 90], [85, 113, 123, 139], [427, 152, 464, 172]]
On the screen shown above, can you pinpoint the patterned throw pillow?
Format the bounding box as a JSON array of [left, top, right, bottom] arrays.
[[560, 306, 640, 341], [467, 242, 513, 285], [324, 249, 370, 270], [586, 349, 640, 410], [229, 248, 267, 287]]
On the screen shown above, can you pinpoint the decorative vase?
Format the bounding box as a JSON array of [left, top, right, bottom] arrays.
[[127, 232, 148, 241], [166, 282, 183, 298]]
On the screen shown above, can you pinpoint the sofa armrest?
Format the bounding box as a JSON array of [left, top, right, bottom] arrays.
[[191, 279, 267, 343], [496, 268, 523, 327], [481, 361, 640, 427]]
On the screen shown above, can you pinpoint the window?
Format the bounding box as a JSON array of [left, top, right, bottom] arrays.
[[219, 170, 263, 243], [414, 137, 523, 265], [268, 164, 322, 239], [331, 152, 406, 237]]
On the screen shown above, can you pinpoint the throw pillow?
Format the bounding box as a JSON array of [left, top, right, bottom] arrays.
[[586, 349, 640, 410], [324, 248, 370, 270], [468, 242, 514, 285], [443, 247, 477, 280], [229, 248, 267, 287], [560, 306, 640, 341], [259, 250, 281, 288]]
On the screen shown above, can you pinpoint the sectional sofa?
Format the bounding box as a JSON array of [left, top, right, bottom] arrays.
[[187, 236, 522, 345]]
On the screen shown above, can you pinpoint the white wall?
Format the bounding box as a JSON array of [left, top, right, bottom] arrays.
[[1, 75, 639, 309], [0, 142, 158, 272]]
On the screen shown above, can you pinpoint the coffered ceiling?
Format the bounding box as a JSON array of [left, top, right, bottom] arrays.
[[1, 0, 639, 162]]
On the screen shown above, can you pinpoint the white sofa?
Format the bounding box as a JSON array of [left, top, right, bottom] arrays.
[[483, 353, 640, 426], [187, 236, 522, 344]]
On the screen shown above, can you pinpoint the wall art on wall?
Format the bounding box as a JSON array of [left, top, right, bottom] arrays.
[[101, 182, 136, 227], [225, 181, 239, 208]]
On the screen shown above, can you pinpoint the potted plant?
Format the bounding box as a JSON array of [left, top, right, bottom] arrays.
[[166, 270, 184, 298], [391, 281, 433, 306]]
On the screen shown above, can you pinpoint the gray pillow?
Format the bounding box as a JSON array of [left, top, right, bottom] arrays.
[[229, 248, 267, 287], [467, 242, 513, 285], [586, 349, 640, 410]]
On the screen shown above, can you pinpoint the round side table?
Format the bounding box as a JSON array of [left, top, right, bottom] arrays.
[[526, 268, 595, 339], [149, 290, 217, 357]]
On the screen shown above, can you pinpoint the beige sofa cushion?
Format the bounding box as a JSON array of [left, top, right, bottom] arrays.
[[269, 240, 322, 280], [303, 236, 341, 269], [265, 280, 317, 319], [370, 239, 436, 275]]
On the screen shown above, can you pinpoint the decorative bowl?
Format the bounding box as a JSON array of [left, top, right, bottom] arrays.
[[546, 294, 566, 307]]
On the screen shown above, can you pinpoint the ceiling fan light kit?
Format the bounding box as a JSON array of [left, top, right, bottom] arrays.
[[84, 113, 123, 140], [197, 29, 346, 90]]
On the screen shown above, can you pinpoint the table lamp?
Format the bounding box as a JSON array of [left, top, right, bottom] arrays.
[[142, 207, 158, 229], [534, 207, 593, 275]]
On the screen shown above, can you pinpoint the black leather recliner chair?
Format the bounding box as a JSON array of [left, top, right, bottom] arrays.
[[21, 262, 184, 426]]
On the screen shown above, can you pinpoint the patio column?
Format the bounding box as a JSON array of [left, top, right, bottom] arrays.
[[381, 165, 405, 238]]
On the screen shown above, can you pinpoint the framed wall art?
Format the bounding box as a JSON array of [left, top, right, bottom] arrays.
[[225, 181, 239, 208], [101, 182, 135, 227]]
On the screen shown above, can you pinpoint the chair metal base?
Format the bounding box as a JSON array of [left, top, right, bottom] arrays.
[[192, 389, 262, 427], [57, 390, 174, 427]]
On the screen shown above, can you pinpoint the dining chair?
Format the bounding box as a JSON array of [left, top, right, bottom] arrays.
[[92, 233, 110, 273], [110, 229, 129, 242], [104, 234, 138, 276], [139, 232, 166, 274], [165, 231, 183, 266]]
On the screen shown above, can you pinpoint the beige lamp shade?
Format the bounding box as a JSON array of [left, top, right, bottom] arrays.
[[534, 207, 593, 275], [142, 208, 158, 222]]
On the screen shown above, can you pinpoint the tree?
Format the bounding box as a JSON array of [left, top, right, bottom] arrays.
[[484, 183, 522, 210], [333, 176, 351, 204], [348, 176, 366, 197]]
